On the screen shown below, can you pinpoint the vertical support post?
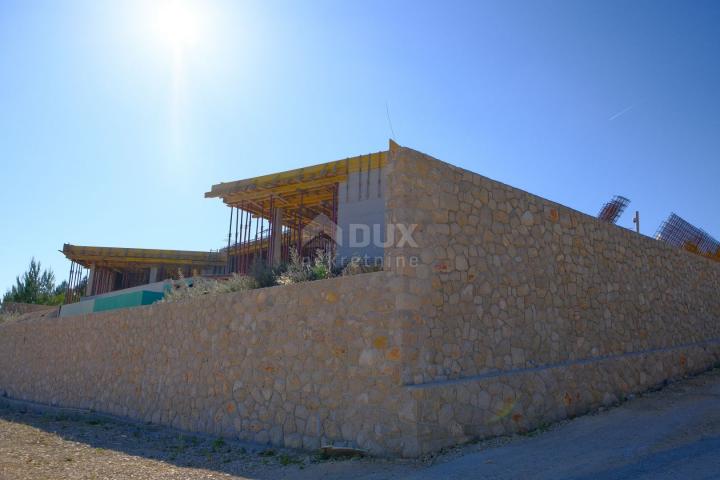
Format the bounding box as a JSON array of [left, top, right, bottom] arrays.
[[245, 210, 253, 272], [71, 262, 81, 303], [261, 202, 266, 263], [243, 205, 249, 273], [149, 266, 158, 284], [268, 196, 275, 266], [73, 263, 79, 302], [254, 204, 261, 267], [227, 206, 234, 273], [237, 205, 245, 274], [234, 204, 240, 273], [271, 207, 283, 267], [238, 205, 244, 274], [73, 262, 79, 302], [297, 191, 304, 256], [86, 264, 95, 296], [332, 183, 339, 259], [65, 261, 74, 304], [240, 205, 247, 273], [633, 211, 640, 234], [289, 214, 294, 260]]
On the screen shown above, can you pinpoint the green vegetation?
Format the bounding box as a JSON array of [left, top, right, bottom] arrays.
[[340, 255, 384, 276], [161, 272, 258, 303], [278, 453, 304, 466], [211, 437, 226, 452], [161, 249, 382, 303], [248, 256, 279, 288], [2, 258, 75, 307], [0, 312, 19, 325], [276, 249, 334, 285]]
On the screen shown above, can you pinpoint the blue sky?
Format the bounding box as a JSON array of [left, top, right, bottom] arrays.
[[1, 0, 719, 292]]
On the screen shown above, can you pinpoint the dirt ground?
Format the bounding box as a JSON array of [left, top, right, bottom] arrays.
[[2, 368, 720, 480]]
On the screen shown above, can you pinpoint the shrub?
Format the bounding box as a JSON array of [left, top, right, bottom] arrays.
[[225, 274, 258, 292], [0, 312, 20, 324], [162, 249, 381, 303], [277, 249, 334, 286], [248, 256, 278, 288], [161, 271, 257, 303], [341, 256, 384, 276]]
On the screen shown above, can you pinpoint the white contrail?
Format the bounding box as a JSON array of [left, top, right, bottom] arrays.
[[609, 104, 636, 121]]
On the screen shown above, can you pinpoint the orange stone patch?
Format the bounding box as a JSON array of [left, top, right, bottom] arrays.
[[373, 336, 388, 349], [434, 262, 450, 273], [386, 346, 401, 361]]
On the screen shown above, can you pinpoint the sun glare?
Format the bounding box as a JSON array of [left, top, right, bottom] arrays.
[[149, 0, 204, 50]]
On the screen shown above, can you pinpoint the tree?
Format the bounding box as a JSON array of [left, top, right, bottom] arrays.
[[2, 258, 65, 306], [54, 280, 68, 296]]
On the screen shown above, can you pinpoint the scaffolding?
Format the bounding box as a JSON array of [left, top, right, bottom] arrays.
[[64, 260, 87, 304], [207, 150, 388, 274], [61, 244, 226, 302]]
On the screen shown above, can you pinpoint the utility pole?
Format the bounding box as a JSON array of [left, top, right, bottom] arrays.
[[633, 211, 640, 234]]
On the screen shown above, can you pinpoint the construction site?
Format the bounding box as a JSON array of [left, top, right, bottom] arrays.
[[59, 148, 391, 315], [3, 143, 718, 458], [3, 0, 719, 475], [57, 141, 719, 317]]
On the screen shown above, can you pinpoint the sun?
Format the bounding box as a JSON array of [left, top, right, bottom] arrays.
[[149, 0, 204, 50]]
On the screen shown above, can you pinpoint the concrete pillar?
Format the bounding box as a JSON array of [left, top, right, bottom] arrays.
[[85, 264, 95, 296], [149, 267, 158, 283], [271, 207, 284, 267]]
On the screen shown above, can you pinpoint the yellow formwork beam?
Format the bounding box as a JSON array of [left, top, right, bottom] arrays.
[[205, 150, 387, 203], [62, 244, 226, 269], [224, 177, 344, 204]]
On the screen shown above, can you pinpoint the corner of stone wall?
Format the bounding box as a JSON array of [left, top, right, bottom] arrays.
[[379, 142, 720, 457]]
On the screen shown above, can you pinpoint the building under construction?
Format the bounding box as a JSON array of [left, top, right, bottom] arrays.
[[59, 244, 226, 316], [61, 244, 226, 301], [60, 140, 719, 314], [205, 148, 388, 273], [60, 143, 394, 312]]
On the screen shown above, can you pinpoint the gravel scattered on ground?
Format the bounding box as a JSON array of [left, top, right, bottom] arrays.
[[0, 402, 317, 480]]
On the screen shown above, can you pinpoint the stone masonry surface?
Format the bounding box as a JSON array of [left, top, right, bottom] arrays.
[[384, 146, 720, 452], [1, 145, 719, 457], [0, 272, 423, 456]]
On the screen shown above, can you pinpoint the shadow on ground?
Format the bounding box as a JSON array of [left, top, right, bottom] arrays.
[[3, 369, 720, 479], [0, 398, 321, 478]]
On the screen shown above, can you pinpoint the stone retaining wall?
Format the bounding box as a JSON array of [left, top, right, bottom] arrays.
[[385, 145, 720, 452], [1, 145, 719, 457], [0, 272, 421, 456]]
